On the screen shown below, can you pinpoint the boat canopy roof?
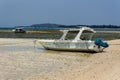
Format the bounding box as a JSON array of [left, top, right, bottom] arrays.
[[59, 27, 96, 33]]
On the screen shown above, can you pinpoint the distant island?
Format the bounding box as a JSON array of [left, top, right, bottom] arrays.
[[15, 23, 79, 30], [0, 23, 120, 31], [15, 23, 120, 30]]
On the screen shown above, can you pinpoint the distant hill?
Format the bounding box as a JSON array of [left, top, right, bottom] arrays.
[[28, 23, 64, 30], [16, 23, 79, 30], [30, 23, 60, 28], [15, 23, 120, 30]]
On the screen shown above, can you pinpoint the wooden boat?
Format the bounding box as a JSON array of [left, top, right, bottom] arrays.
[[38, 27, 109, 52]]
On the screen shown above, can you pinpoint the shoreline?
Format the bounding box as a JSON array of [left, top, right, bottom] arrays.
[[0, 29, 120, 33]]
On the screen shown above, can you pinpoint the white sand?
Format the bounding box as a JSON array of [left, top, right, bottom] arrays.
[[0, 38, 120, 80]]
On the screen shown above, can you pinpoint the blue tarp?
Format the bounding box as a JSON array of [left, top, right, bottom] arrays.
[[95, 38, 109, 48]]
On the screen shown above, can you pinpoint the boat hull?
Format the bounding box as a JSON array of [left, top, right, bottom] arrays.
[[38, 39, 104, 52]]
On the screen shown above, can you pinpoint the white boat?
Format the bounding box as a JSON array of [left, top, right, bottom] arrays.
[[38, 27, 109, 52], [12, 28, 26, 33]]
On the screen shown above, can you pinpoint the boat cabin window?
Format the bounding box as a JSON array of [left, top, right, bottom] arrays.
[[65, 31, 79, 40], [80, 30, 94, 40]]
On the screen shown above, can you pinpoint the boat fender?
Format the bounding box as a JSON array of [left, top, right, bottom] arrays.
[[94, 38, 109, 48]]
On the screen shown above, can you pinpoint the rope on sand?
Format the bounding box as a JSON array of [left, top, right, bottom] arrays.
[[33, 40, 37, 48]]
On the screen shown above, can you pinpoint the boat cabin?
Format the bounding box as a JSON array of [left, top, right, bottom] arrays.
[[59, 27, 96, 41]]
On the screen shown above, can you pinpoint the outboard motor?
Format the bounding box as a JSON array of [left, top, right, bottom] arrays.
[[94, 38, 109, 48]]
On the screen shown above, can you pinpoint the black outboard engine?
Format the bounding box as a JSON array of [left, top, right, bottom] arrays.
[[94, 38, 109, 48]]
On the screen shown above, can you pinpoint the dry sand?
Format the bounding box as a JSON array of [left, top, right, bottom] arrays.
[[0, 38, 120, 80]]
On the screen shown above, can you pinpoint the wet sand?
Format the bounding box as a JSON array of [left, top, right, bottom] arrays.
[[0, 38, 120, 80]]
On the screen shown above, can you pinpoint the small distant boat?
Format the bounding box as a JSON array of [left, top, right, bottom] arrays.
[[12, 28, 26, 33], [38, 27, 109, 52]]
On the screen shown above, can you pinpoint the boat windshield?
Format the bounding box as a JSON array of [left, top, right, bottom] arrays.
[[80, 30, 94, 40], [65, 31, 79, 40]]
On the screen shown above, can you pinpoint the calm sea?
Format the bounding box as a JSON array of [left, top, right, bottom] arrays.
[[0, 27, 120, 40]]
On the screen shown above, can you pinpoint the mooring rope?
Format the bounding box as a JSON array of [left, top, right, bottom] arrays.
[[33, 40, 37, 48]]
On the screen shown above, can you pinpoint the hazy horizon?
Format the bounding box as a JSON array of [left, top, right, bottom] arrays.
[[0, 0, 120, 27]]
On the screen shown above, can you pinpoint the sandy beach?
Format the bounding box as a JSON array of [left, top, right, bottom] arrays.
[[0, 38, 120, 80]]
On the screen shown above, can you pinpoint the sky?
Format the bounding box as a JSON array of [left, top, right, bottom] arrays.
[[0, 0, 120, 27]]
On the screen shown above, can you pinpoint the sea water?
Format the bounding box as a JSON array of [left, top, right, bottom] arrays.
[[0, 28, 120, 40]]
